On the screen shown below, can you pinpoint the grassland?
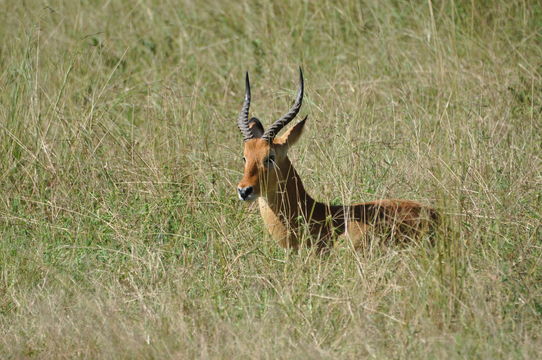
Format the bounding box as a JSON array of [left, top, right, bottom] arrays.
[[1, 0, 541, 358]]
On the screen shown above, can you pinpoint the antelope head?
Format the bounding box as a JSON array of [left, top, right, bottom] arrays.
[[236, 68, 307, 201]]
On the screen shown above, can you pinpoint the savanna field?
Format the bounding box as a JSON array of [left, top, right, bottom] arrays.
[[1, 0, 541, 358]]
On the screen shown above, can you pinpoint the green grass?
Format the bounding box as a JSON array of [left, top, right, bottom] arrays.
[[1, 0, 541, 358]]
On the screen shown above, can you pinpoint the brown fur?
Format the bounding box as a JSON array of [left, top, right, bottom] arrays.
[[238, 119, 438, 252]]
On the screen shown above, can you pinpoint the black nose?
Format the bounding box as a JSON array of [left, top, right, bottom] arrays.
[[237, 186, 253, 200]]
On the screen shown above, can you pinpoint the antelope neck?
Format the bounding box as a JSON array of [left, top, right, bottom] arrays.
[[262, 157, 344, 230]]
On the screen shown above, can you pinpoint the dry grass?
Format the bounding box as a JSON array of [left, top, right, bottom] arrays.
[[1, 0, 541, 358]]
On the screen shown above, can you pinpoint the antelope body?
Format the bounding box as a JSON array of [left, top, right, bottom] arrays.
[[236, 69, 438, 252]]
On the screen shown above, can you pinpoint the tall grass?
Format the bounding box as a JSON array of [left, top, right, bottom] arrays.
[[1, 0, 541, 358]]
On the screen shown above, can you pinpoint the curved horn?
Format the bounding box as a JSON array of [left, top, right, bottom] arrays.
[[262, 67, 304, 142], [237, 72, 253, 141]]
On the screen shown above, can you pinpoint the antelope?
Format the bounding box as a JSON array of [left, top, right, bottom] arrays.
[[236, 68, 438, 252]]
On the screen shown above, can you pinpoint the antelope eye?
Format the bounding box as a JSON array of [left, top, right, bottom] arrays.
[[264, 154, 275, 167], [242, 156, 246, 163]]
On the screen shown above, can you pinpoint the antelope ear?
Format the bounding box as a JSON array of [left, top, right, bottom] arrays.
[[275, 116, 307, 146], [248, 117, 264, 138]]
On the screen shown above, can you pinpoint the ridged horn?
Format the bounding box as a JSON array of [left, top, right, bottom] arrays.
[[237, 72, 253, 141], [262, 67, 304, 142]]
